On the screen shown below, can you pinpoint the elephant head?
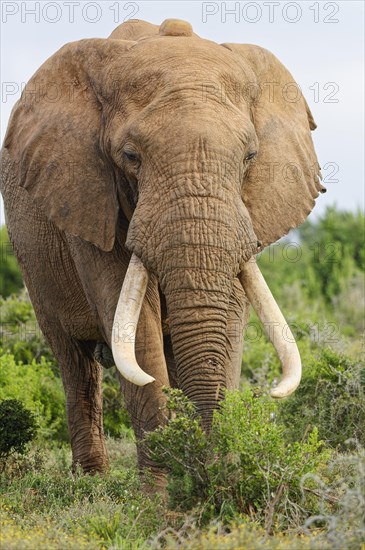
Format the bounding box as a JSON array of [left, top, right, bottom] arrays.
[[4, 19, 324, 423]]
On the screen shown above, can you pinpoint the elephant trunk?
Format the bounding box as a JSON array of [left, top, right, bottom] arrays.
[[111, 249, 232, 427], [163, 265, 233, 427], [156, 206, 243, 425]]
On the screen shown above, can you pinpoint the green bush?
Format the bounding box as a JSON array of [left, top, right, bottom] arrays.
[[0, 399, 37, 466], [146, 388, 329, 530], [279, 348, 365, 450], [102, 369, 132, 438], [332, 271, 365, 335], [258, 208, 365, 309], [0, 354, 68, 442], [158, 442, 365, 549], [300, 207, 365, 272], [242, 333, 365, 451], [0, 294, 132, 439], [0, 292, 55, 365], [0, 226, 23, 298]]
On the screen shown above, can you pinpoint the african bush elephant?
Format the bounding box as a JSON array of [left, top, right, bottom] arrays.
[[0, 19, 324, 476]]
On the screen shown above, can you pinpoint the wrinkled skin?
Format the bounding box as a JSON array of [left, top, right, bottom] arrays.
[[0, 19, 323, 475]]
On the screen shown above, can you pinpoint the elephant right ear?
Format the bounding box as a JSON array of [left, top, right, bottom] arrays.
[[222, 43, 324, 248], [4, 39, 135, 251]]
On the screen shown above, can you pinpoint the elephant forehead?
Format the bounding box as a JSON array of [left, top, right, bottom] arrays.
[[115, 37, 256, 109], [126, 36, 250, 81]]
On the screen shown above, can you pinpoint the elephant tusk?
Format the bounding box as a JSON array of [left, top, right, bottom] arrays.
[[112, 253, 155, 386], [239, 258, 301, 398]]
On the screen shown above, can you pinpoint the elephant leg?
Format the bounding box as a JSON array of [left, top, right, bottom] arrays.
[[119, 300, 170, 484], [54, 334, 108, 473], [225, 279, 250, 389], [62, 236, 170, 479]]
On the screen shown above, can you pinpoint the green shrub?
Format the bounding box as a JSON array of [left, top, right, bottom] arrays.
[[147, 388, 209, 511], [318, 447, 365, 549], [1, 293, 132, 438], [0, 354, 68, 442], [300, 207, 365, 272], [0, 226, 23, 298], [0, 399, 37, 467], [0, 292, 55, 365], [279, 348, 365, 450], [156, 445, 365, 550], [332, 271, 365, 335], [257, 208, 365, 315], [102, 369, 132, 438], [146, 388, 329, 530]]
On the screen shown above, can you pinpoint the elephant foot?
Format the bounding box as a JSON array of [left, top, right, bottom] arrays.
[[136, 441, 168, 496], [71, 439, 109, 474], [72, 454, 109, 474], [72, 462, 109, 475], [140, 467, 168, 500]]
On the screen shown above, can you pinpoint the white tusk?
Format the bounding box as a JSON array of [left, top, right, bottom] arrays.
[[239, 258, 302, 398], [111, 253, 155, 386]]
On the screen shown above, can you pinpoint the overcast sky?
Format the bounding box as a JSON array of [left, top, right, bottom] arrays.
[[1, 1, 364, 227]]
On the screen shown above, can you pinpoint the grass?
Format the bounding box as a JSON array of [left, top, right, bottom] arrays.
[[0, 436, 165, 550], [1, 441, 364, 549]]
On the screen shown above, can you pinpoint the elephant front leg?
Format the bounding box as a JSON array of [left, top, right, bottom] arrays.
[[60, 338, 109, 473]]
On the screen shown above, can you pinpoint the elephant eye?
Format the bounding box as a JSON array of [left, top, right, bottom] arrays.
[[245, 151, 257, 161], [123, 149, 140, 163]]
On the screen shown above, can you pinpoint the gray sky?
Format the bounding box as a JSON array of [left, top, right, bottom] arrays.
[[1, 1, 364, 227]]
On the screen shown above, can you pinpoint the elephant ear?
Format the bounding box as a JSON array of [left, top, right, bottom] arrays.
[[4, 38, 135, 251], [222, 43, 325, 247]]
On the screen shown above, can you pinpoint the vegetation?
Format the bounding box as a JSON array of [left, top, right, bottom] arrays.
[[0, 399, 37, 468], [146, 388, 329, 529], [0, 226, 23, 298], [0, 353, 68, 442], [257, 207, 365, 335], [0, 207, 364, 548], [279, 348, 365, 450]]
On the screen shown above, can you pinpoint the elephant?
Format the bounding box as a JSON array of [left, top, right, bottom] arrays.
[[0, 19, 324, 477]]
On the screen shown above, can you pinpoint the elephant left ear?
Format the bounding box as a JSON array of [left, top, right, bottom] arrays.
[[222, 43, 325, 248]]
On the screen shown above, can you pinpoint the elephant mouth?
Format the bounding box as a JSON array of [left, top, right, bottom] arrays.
[[111, 253, 301, 398]]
